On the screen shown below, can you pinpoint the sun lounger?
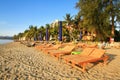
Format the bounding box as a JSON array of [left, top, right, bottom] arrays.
[[77, 43, 86, 48], [61, 42, 75, 46], [42, 44, 62, 53], [35, 43, 46, 49], [83, 44, 98, 48], [48, 45, 76, 59], [64, 48, 109, 72], [62, 48, 95, 62], [35, 44, 52, 50]]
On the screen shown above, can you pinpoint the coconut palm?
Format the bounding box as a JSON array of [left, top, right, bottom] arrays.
[[37, 26, 45, 41], [64, 14, 73, 26], [64, 14, 74, 41], [17, 32, 24, 40], [73, 14, 82, 40], [50, 25, 59, 41], [22, 29, 29, 40], [26, 25, 37, 41]]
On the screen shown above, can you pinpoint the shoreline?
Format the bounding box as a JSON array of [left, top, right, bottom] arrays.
[[0, 42, 120, 80], [0, 39, 13, 44]]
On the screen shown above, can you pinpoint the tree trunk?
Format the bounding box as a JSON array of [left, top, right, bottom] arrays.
[[110, 0, 115, 37], [111, 15, 115, 37]]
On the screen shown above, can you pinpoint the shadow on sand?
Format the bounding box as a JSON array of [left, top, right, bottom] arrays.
[[84, 53, 117, 72]]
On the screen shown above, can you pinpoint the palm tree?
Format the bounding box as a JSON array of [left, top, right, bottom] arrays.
[[17, 32, 24, 40], [73, 14, 82, 40], [13, 34, 19, 41], [64, 14, 74, 41], [22, 29, 29, 40], [37, 26, 45, 41], [50, 25, 59, 41], [64, 14, 73, 27], [26, 25, 37, 41]]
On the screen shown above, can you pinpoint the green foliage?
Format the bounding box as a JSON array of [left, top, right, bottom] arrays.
[[14, 0, 120, 42], [64, 14, 73, 26], [25, 25, 38, 41], [13, 35, 19, 40], [37, 26, 45, 40], [76, 0, 120, 41], [114, 30, 120, 41], [50, 25, 58, 40]]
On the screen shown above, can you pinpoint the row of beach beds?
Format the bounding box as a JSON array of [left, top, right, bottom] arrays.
[[20, 40, 120, 49], [34, 42, 111, 72]]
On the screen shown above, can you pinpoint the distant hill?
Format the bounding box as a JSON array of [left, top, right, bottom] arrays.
[[0, 36, 13, 40]]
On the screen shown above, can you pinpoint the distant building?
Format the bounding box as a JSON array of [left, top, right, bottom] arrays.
[[51, 19, 59, 28]]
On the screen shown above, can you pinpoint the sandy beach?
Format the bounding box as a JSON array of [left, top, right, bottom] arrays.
[[0, 42, 120, 80]]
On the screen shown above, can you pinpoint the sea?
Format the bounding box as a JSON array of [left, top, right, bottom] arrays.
[[0, 39, 13, 44]]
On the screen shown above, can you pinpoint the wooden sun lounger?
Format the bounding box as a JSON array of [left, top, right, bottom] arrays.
[[48, 45, 76, 59], [35, 44, 52, 50], [64, 49, 109, 72], [35, 43, 47, 49], [61, 42, 75, 47], [77, 43, 86, 48], [62, 48, 95, 62], [82, 44, 98, 48], [42, 44, 62, 53]]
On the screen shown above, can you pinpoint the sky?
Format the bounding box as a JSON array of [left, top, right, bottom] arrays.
[[0, 0, 79, 36]]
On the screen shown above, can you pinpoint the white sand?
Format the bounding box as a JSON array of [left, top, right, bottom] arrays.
[[0, 42, 120, 80]]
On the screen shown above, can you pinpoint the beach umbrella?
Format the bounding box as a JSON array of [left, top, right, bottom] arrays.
[[58, 21, 62, 41], [46, 28, 49, 41], [34, 34, 37, 41], [39, 31, 42, 41], [80, 31, 82, 40], [34, 37, 36, 41]]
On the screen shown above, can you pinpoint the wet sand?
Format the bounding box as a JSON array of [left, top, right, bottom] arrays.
[[0, 42, 120, 80]]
